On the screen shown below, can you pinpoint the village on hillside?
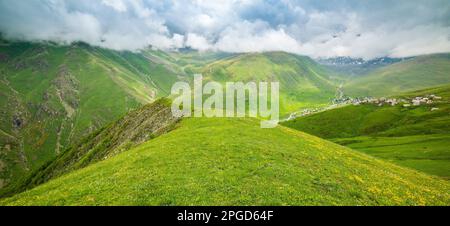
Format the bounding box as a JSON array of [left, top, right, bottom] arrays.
[[284, 93, 444, 121], [333, 94, 442, 107]]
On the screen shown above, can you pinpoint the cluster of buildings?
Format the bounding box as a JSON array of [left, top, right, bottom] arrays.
[[334, 94, 443, 108], [283, 93, 444, 122], [286, 102, 348, 120], [410, 95, 442, 106]]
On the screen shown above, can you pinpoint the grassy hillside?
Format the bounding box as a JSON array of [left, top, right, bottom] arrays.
[[0, 40, 181, 189], [282, 85, 450, 178], [1, 117, 449, 205], [345, 54, 450, 97], [165, 50, 236, 75], [201, 52, 341, 115]]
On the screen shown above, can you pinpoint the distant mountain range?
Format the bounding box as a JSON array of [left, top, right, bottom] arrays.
[[317, 56, 412, 77], [317, 56, 409, 66]]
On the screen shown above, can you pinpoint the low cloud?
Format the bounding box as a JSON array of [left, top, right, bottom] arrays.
[[214, 21, 302, 53], [0, 0, 449, 59]]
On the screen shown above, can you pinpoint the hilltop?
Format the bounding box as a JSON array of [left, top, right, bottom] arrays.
[[282, 85, 450, 178], [1, 116, 448, 205]]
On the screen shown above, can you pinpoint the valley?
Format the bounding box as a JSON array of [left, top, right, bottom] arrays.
[[0, 39, 449, 206], [200, 52, 342, 115], [0, 40, 343, 194]]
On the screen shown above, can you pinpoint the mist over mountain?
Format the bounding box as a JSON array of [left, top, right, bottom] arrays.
[[1, 0, 449, 59]]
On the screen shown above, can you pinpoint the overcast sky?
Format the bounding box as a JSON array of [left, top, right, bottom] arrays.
[[0, 0, 449, 59]]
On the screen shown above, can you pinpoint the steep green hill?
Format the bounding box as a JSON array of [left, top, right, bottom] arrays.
[[345, 54, 450, 97], [201, 52, 341, 115], [1, 116, 448, 205], [0, 40, 181, 189], [282, 85, 450, 178], [0, 99, 179, 197]]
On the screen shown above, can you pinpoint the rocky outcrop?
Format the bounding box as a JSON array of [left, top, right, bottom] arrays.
[[53, 65, 79, 117]]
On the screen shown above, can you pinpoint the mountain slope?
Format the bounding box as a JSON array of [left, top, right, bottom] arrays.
[[282, 85, 450, 178], [201, 52, 341, 115], [0, 99, 179, 197], [0, 40, 181, 188], [344, 54, 450, 97], [318, 56, 410, 78], [1, 117, 448, 205]]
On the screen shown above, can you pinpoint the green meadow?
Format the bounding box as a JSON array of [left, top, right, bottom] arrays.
[[1, 117, 448, 205]]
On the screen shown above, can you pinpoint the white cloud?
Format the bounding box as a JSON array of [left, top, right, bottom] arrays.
[[214, 21, 301, 53], [101, 0, 127, 12], [388, 25, 450, 58], [185, 33, 212, 51], [0, 0, 449, 58]]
